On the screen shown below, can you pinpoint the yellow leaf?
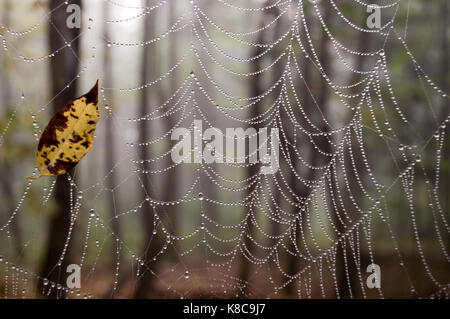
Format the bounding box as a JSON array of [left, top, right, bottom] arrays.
[[27, 81, 99, 180]]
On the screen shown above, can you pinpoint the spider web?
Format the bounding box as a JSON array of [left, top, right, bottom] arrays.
[[0, 0, 449, 299]]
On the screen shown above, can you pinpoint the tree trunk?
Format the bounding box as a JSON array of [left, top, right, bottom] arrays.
[[163, 0, 179, 259], [239, 8, 268, 297], [0, 0, 23, 256], [440, 0, 449, 267], [336, 13, 371, 298], [134, 0, 162, 298], [39, 0, 81, 299], [285, 2, 335, 297], [103, 0, 122, 278], [286, 55, 311, 297], [440, 1, 448, 111], [1, 0, 12, 109]]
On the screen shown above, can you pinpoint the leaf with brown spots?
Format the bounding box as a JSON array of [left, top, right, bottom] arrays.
[[27, 81, 99, 180]]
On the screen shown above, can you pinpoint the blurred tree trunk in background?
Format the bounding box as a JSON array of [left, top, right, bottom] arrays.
[[1, 0, 12, 110], [286, 3, 340, 297], [39, 0, 81, 298], [103, 0, 122, 278], [336, 13, 371, 298], [285, 3, 334, 297], [134, 0, 162, 298], [239, 7, 268, 297], [265, 5, 288, 292], [310, 3, 337, 297], [440, 0, 449, 254], [441, 1, 448, 110], [286, 52, 311, 297], [0, 0, 23, 257], [164, 0, 179, 255]]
